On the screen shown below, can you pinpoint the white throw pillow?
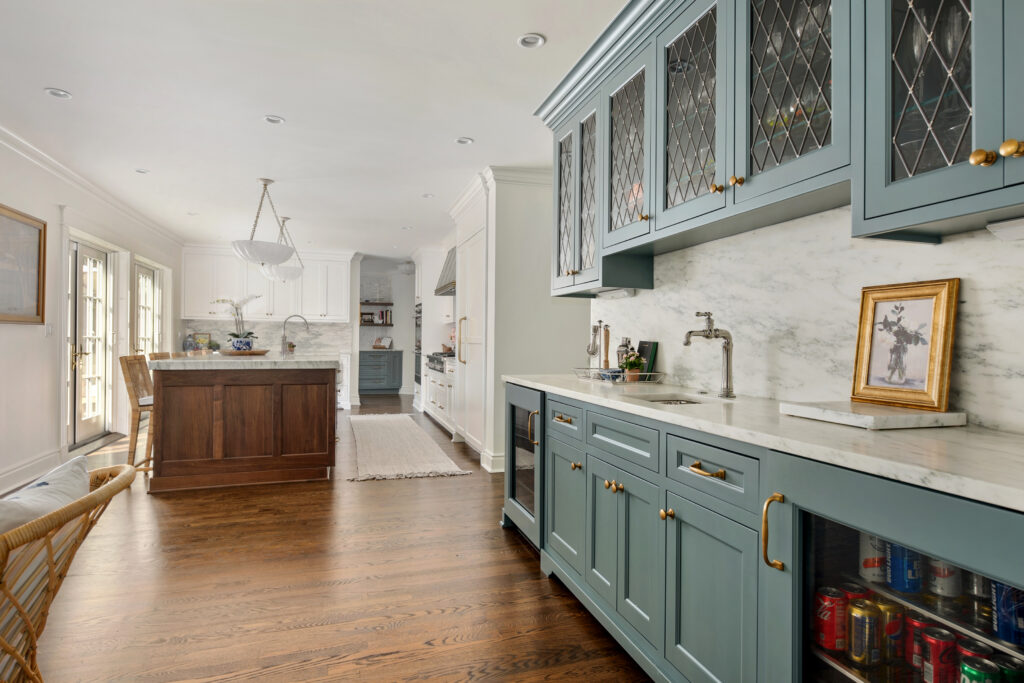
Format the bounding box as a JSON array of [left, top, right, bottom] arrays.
[[0, 456, 90, 534]]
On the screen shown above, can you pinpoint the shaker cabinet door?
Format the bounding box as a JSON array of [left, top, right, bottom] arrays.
[[584, 454, 619, 607], [546, 437, 586, 575], [615, 468, 664, 651]]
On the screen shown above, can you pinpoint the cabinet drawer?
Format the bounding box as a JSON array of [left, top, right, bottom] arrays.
[[666, 435, 759, 513], [586, 411, 659, 472], [548, 400, 583, 443]]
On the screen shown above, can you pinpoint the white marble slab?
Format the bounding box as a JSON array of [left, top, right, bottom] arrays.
[[779, 401, 967, 430], [502, 374, 1024, 514], [150, 354, 340, 371]]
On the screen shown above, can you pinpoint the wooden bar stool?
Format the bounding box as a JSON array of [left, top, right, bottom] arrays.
[[119, 355, 156, 471]]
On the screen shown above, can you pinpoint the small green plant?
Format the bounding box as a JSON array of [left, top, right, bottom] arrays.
[[619, 351, 644, 370]]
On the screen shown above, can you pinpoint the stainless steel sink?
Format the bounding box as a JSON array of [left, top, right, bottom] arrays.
[[634, 394, 702, 406]]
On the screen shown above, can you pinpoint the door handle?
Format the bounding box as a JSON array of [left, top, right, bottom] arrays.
[[457, 316, 467, 364], [689, 460, 726, 479], [526, 410, 539, 446], [761, 492, 786, 571]]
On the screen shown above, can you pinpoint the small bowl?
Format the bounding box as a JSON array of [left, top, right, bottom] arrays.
[[599, 368, 623, 381]]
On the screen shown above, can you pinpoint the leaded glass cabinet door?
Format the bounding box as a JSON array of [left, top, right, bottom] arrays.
[[733, 0, 851, 204], [552, 121, 576, 290], [1003, 1, 1024, 189], [603, 42, 656, 248], [575, 105, 601, 284], [864, 1, 1003, 218], [655, 0, 729, 229]]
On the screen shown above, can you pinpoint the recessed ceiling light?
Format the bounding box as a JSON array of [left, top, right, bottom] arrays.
[[455, 136, 475, 145], [517, 33, 547, 49], [44, 87, 72, 99], [421, 193, 435, 199], [135, 168, 150, 174], [187, 211, 199, 216], [401, 226, 413, 231], [264, 114, 286, 124]]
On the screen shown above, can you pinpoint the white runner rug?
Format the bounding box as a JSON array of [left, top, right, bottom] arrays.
[[347, 414, 471, 481]]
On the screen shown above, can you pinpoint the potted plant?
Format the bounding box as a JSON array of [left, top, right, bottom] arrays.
[[213, 296, 261, 351], [620, 350, 644, 382]]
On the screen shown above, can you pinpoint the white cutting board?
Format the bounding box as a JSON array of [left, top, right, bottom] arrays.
[[779, 400, 967, 430]]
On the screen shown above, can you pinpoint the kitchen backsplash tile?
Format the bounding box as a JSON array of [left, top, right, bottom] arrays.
[[592, 206, 1024, 433], [182, 320, 352, 356]]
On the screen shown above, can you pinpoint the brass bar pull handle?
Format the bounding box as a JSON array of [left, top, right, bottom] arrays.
[[761, 492, 785, 571], [526, 410, 539, 446], [1000, 139, 1024, 158], [553, 414, 573, 424], [659, 508, 675, 520], [969, 149, 998, 167], [689, 460, 726, 479], [457, 316, 467, 364]]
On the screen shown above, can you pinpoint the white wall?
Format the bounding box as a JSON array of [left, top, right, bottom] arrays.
[[0, 128, 182, 491], [592, 205, 1024, 434]]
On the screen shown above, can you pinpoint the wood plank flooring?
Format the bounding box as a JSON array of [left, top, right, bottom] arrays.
[[39, 395, 647, 681]]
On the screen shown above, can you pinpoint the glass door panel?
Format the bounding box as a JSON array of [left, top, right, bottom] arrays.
[[510, 405, 537, 517], [132, 262, 159, 356], [577, 111, 599, 283], [555, 129, 575, 287], [504, 384, 542, 546], [72, 243, 109, 446], [803, 513, 1024, 682]]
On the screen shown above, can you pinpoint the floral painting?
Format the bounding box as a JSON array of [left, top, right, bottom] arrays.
[[866, 298, 931, 389]]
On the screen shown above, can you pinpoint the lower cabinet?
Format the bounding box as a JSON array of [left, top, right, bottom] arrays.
[[358, 351, 402, 393], [545, 437, 585, 575]]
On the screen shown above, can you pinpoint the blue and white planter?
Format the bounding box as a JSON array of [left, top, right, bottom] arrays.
[[230, 338, 254, 351]]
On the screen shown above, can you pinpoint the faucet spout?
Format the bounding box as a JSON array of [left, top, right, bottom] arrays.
[[281, 314, 311, 354], [682, 312, 735, 398]]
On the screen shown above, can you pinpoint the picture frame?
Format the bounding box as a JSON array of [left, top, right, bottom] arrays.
[[0, 202, 46, 324], [851, 278, 959, 412], [360, 312, 375, 324], [193, 332, 211, 349]]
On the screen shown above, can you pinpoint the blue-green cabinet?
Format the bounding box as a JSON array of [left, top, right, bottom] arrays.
[[545, 437, 586, 575], [503, 384, 544, 547], [665, 493, 758, 683], [584, 454, 620, 607], [358, 350, 402, 393]]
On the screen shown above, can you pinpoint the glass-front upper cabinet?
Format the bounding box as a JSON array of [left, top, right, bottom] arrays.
[[654, 0, 729, 228], [553, 125, 576, 290], [603, 42, 656, 248], [552, 97, 602, 290], [864, 1, 1003, 217], [733, 0, 851, 204]]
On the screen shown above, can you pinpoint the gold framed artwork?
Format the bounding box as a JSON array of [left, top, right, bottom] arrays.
[[0, 203, 46, 324], [851, 278, 959, 412]]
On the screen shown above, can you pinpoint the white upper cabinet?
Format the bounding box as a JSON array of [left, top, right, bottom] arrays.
[[182, 247, 351, 322]]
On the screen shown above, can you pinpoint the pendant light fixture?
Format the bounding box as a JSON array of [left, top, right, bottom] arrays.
[[231, 178, 295, 266], [260, 217, 305, 281]]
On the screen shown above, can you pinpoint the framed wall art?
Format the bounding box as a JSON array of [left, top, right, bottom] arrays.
[[0, 203, 46, 324], [851, 278, 959, 411]]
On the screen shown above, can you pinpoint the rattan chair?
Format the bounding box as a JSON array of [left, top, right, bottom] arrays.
[[118, 356, 155, 471], [0, 464, 135, 682]]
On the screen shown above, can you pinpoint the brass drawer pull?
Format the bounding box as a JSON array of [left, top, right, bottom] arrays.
[[689, 460, 726, 479], [659, 508, 675, 520], [761, 492, 785, 571], [553, 414, 574, 425]]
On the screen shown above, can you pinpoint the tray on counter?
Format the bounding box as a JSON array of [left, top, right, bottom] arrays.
[[218, 349, 270, 356], [573, 368, 665, 383]]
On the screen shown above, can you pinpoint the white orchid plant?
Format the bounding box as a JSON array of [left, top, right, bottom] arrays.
[[212, 295, 262, 339]]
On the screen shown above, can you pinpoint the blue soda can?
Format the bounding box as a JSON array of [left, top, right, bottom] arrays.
[[991, 582, 1024, 645], [886, 543, 922, 593]]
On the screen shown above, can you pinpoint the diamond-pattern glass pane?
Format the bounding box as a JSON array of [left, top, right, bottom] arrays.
[[557, 132, 574, 277], [665, 7, 718, 208], [579, 114, 597, 270], [890, 0, 972, 181], [609, 70, 646, 231], [750, 0, 833, 175]]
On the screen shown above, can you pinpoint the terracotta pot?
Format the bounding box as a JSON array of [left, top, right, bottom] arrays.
[[625, 369, 641, 382]]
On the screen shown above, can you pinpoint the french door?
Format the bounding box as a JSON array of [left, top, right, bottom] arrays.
[[69, 242, 110, 446], [132, 262, 160, 356]]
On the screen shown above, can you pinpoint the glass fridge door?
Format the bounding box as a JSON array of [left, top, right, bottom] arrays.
[[803, 513, 1024, 682], [509, 404, 538, 518]]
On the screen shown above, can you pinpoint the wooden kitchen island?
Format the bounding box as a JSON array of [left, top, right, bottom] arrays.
[[148, 356, 339, 492]]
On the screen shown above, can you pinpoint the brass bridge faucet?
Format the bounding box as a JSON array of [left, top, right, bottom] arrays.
[[683, 312, 735, 399]]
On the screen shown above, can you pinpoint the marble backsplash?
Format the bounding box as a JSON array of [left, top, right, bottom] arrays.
[[182, 320, 352, 357], [592, 206, 1024, 433]]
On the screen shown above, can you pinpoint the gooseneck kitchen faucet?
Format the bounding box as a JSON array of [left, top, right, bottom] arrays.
[[683, 312, 735, 398], [281, 314, 310, 354]]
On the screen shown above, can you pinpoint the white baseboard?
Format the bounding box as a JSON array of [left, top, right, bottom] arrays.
[[480, 448, 505, 474], [0, 449, 64, 495]]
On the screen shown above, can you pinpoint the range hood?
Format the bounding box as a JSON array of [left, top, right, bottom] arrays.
[[434, 247, 456, 296]]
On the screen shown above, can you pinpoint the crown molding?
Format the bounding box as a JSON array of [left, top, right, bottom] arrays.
[[484, 166, 551, 188], [448, 173, 487, 221], [0, 123, 185, 246]]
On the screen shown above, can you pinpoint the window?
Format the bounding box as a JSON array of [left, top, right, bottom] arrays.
[[133, 263, 161, 356]]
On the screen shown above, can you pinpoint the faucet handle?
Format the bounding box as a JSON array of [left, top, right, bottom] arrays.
[[695, 312, 712, 317]]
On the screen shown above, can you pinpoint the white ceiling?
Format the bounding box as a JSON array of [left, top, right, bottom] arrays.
[[0, 0, 626, 258]]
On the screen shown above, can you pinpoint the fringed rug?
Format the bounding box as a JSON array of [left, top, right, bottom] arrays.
[[347, 414, 471, 481]]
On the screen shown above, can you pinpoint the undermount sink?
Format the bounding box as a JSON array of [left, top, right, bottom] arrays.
[[634, 394, 702, 406]]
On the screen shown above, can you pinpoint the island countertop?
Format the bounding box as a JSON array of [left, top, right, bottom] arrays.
[[149, 354, 340, 371], [502, 374, 1024, 514]]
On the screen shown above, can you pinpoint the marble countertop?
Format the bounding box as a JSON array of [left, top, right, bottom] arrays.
[[150, 354, 340, 371], [503, 374, 1024, 514]]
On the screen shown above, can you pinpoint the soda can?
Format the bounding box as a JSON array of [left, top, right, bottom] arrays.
[[848, 598, 881, 667], [926, 558, 962, 598], [874, 597, 903, 662], [966, 596, 994, 633], [956, 638, 993, 662], [921, 626, 957, 683], [960, 656, 1001, 683], [992, 582, 1024, 646], [859, 533, 887, 583], [814, 586, 847, 651], [965, 571, 991, 599], [839, 581, 871, 602], [905, 611, 934, 669], [887, 543, 922, 594], [992, 654, 1024, 682]]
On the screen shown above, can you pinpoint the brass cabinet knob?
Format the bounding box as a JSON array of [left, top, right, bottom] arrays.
[[614, 482, 624, 493], [604, 480, 611, 489], [729, 175, 745, 187], [969, 148, 998, 167], [1000, 139, 1024, 158], [570, 462, 579, 470], [709, 182, 724, 194], [637, 213, 650, 221], [659, 508, 676, 520]]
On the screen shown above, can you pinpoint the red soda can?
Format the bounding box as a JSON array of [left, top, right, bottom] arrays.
[[957, 637, 994, 662], [905, 611, 934, 669], [921, 626, 958, 683], [815, 586, 848, 651], [839, 581, 872, 601]]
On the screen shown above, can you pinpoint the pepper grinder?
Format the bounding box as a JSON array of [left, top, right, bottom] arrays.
[[602, 324, 611, 369]]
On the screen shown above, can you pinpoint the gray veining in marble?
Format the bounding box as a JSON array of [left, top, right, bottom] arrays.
[[150, 354, 339, 371], [183, 320, 351, 357], [591, 206, 1024, 433]]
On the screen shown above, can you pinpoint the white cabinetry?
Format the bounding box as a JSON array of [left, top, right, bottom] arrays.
[[300, 260, 350, 322], [181, 248, 246, 319], [455, 228, 486, 452]]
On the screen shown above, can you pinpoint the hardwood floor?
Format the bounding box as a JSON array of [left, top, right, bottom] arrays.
[[40, 396, 647, 681]]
